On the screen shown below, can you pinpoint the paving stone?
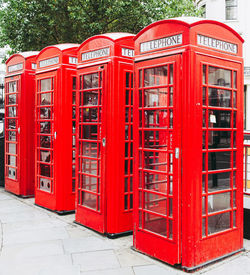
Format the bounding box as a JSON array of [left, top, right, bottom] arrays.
[[201, 255, 250, 275], [80, 267, 134, 275], [72, 250, 120, 272], [39, 265, 81, 275], [65, 224, 91, 238], [63, 236, 114, 254], [3, 217, 67, 233], [115, 248, 151, 267], [1, 240, 64, 260], [0, 209, 50, 223], [133, 264, 183, 275], [0, 254, 73, 275], [3, 226, 69, 245]]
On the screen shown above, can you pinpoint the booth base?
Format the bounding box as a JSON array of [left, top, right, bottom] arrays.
[[74, 221, 132, 238], [244, 208, 250, 239], [131, 246, 244, 273], [35, 204, 75, 215]]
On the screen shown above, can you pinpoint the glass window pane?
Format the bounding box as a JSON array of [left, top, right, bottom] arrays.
[[8, 107, 16, 117], [83, 92, 98, 106], [84, 73, 99, 89], [209, 110, 231, 128], [144, 66, 167, 87], [7, 119, 16, 129], [83, 108, 98, 122], [144, 110, 168, 128], [144, 192, 167, 215], [8, 94, 16, 105], [208, 131, 231, 149], [143, 130, 167, 150], [40, 136, 51, 148], [144, 212, 167, 237], [233, 71, 237, 89], [203, 65, 207, 84], [208, 67, 231, 87], [169, 64, 173, 84], [40, 122, 51, 134], [144, 171, 167, 194], [208, 88, 231, 107], [144, 88, 168, 107], [208, 212, 230, 235], [80, 175, 97, 191], [83, 125, 98, 140], [9, 81, 17, 93], [40, 164, 51, 177], [203, 87, 207, 105], [7, 167, 16, 179], [208, 192, 231, 213], [226, 7, 237, 20], [40, 93, 52, 105], [8, 155, 16, 166], [40, 150, 51, 162], [208, 172, 231, 192], [40, 107, 51, 119], [81, 159, 98, 176], [144, 151, 167, 172], [40, 78, 52, 92], [81, 192, 97, 209], [82, 142, 98, 158], [208, 151, 231, 170], [8, 143, 16, 154], [8, 131, 16, 141]]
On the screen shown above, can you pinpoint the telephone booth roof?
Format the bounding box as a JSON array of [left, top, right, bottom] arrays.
[[6, 51, 39, 76], [134, 17, 244, 58], [36, 43, 80, 71], [77, 32, 135, 64]]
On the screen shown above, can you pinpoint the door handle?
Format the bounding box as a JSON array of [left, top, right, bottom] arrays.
[[102, 137, 106, 147]]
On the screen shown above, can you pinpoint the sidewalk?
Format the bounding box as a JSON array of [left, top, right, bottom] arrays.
[[0, 187, 250, 275]]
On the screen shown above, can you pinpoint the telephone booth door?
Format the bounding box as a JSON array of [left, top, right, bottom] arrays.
[[77, 64, 106, 232], [5, 77, 20, 186], [35, 44, 79, 213], [36, 73, 56, 193], [134, 54, 182, 264], [193, 54, 243, 266]]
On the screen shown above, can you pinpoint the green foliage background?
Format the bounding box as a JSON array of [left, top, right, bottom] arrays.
[[0, 0, 202, 53]]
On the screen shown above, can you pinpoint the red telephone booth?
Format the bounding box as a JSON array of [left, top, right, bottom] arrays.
[[76, 33, 134, 236], [35, 44, 79, 214], [133, 18, 244, 270], [5, 52, 38, 197]]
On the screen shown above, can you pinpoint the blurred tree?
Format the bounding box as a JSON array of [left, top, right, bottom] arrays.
[[0, 0, 202, 52]]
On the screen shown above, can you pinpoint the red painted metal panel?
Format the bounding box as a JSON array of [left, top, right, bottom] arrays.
[[5, 52, 38, 197], [75, 33, 135, 235], [35, 44, 79, 213], [133, 18, 243, 269]]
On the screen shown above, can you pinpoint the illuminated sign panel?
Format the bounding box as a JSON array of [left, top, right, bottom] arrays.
[[140, 34, 182, 53], [197, 34, 238, 54], [39, 56, 59, 68], [122, 48, 134, 57], [8, 63, 23, 73], [81, 47, 110, 61]]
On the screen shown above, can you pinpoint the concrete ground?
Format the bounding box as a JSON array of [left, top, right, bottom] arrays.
[[0, 187, 250, 275]]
